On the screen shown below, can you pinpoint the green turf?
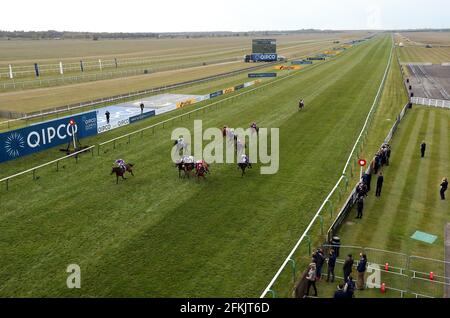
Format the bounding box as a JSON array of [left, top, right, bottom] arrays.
[[0, 35, 392, 297], [335, 107, 450, 297]]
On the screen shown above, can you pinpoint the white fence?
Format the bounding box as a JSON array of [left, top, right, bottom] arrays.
[[0, 56, 241, 91], [260, 36, 392, 298], [411, 97, 450, 109], [0, 146, 95, 190]]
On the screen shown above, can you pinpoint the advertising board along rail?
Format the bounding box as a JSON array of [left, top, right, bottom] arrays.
[[260, 35, 392, 298], [0, 145, 95, 190]]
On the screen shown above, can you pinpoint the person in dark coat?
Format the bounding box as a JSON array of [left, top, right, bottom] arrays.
[[356, 196, 364, 219], [343, 254, 354, 282], [333, 284, 347, 299], [440, 178, 448, 200], [421, 141, 426, 158], [326, 249, 336, 283], [344, 276, 356, 298], [140, 102, 145, 114], [314, 248, 325, 280], [386, 145, 391, 166], [362, 172, 372, 191], [357, 253, 367, 290], [105, 110, 110, 124], [375, 172, 384, 197]]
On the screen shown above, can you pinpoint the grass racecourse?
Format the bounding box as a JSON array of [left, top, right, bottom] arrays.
[[0, 35, 391, 297]]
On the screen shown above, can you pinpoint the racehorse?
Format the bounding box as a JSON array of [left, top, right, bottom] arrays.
[[195, 161, 209, 180], [111, 163, 134, 184], [176, 160, 195, 179], [237, 162, 252, 177], [298, 99, 305, 111]]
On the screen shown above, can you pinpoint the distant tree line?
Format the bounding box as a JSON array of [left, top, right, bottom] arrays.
[[0, 29, 351, 40]]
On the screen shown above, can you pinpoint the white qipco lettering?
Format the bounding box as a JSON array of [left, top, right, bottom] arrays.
[[27, 124, 77, 148]]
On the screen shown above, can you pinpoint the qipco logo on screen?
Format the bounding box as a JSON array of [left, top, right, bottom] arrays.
[[27, 123, 77, 148]]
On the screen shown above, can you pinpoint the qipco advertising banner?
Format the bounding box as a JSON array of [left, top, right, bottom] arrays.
[[251, 53, 278, 62], [0, 111, 98, 163]]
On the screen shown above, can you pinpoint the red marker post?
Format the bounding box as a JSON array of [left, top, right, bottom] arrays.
[[358, 159, 367, 179], [384, 263, 389, 271], [69, 119, 76, 150], [380, 283, 386, 293], [430, 272, 434, 280]]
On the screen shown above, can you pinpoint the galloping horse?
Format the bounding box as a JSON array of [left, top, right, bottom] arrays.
[[176, 159, 195, 179], [195, 161, 210, 180], [238, 162, 252, 177], [298, 99, 305, 111], [111, 163, 134, 184]]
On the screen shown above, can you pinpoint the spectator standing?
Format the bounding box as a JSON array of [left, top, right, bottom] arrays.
[[386, 144, 391, 166], [421, 141, 426, 158], [375, 172, 384, 197], [344, 276, 356, 298], [326, 249, 336, 283], [105, 110, 110, 124], [440, 178, 448, 200], [357, 253, 368, 290], [356, 196, 364, 219], [315, 248, 325, 280], [140, 102, 145, 114], [343, 254, 354, 282], [362, 172, 372, 191], [305, 263, 318, 297]]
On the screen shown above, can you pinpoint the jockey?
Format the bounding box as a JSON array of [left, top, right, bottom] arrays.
[[299, 99, 305, 109], [251, 122, 257, 130], [115, 159, 126, 171], [240, 154, 249, 164]]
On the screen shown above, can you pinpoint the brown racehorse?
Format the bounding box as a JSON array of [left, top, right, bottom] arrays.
[[238, 162, 252, 177], [176, 161, 195, 179], [195, 161, 210, 181], [111, 163, 134, 184]]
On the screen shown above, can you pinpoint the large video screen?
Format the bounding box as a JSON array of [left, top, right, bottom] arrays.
[[252, 39, 277, 54]]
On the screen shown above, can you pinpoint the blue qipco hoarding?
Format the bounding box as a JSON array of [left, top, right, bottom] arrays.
[[129, 110, 156, 124], [0, 111, 98, 163], [251, 53, 278, 62], [248, 73, 277, 78]]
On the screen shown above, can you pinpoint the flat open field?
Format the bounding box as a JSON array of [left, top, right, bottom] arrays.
[[399, 32, 450, 46], [0, 36, 360, 115], [397, 46, 450, 64], [0, 32, 369, 88], [0, 32, 367, 63], [0, 35, 391, 297]]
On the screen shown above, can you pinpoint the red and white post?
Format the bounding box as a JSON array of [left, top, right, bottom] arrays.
[[358, 159, 367, 179]]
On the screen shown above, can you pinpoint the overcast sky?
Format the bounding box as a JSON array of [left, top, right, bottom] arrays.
[[1, 0, 449, 32]]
